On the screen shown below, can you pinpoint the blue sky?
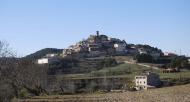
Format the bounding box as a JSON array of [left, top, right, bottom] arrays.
[[0, 0, 190, 56]]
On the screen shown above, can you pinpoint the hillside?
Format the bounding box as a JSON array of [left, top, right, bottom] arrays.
[[24, 48, 63, 60], [17, 84, 190, 102]]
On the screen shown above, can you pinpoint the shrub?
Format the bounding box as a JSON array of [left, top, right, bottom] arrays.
[[134, 54, 154, 63]]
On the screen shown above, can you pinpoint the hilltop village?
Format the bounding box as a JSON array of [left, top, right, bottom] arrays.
[[1, 32, 190, 102], [38, 31, 164, 64], [62, 31, 128, 57]]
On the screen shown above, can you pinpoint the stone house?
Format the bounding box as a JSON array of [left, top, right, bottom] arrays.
[[108, 38, 121, 42], [88, 43, 100, 52], [138, 48, 162, 59], [164, 52, 177, 57], [127, 48, 139, 55], [114, 42, 127, 54], [138, 48, 148, 54], [150, 51, 161, 58], [135, 72, 161, 90], [72, 43, 88, 53], [99, 35, 109, 43], [63, 49, 73, 55], [88, 32, 109, 44], [88, 50, 106, 57]]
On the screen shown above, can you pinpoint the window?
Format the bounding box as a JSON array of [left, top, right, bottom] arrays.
[[144, 81, 146, 84]]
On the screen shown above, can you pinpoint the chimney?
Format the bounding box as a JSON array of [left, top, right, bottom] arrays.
[[96, 31, 99, 36]]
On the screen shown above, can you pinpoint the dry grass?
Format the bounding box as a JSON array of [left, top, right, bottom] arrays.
[[16, 84, 190, 102]]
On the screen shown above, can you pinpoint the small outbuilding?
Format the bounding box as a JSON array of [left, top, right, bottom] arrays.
[[162, 68, 180, 73]]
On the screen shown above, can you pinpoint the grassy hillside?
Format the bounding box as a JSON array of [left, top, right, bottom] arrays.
[[58, 58, 190, 80], [57, 62, 155, 79], [17, 84, 190, 102]]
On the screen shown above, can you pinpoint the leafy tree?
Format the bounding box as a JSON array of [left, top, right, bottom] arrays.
[[101, 58, 118, 67], [134, 54, 154, 63], [170, 56, 189, 68]]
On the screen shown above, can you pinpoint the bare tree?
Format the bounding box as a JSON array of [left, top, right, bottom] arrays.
[[0, 40, 48, 102], [0, 41, 15, 57], [0, 40, 16, 102]]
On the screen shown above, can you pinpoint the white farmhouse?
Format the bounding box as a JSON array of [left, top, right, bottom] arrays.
[[38, 58, 49, 64], [37, 58, 59, 64], [135, 72, 161, 90]]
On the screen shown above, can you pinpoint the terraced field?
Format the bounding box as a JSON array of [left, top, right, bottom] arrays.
[[17, 84, 190, 102]]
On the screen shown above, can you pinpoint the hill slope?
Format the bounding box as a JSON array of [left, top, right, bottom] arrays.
[[24, 48, 63, 60]]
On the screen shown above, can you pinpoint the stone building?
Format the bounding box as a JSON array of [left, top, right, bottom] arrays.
[[114, 43, 127, 53], [135, 72, 161, 90]]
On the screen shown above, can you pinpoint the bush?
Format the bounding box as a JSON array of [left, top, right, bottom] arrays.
[[101, 58, 118, 67], [0, 83, 15, 102], [18, 88, 32, 98], [170, 56, 189, 68], [134, 54, 153, 63]]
